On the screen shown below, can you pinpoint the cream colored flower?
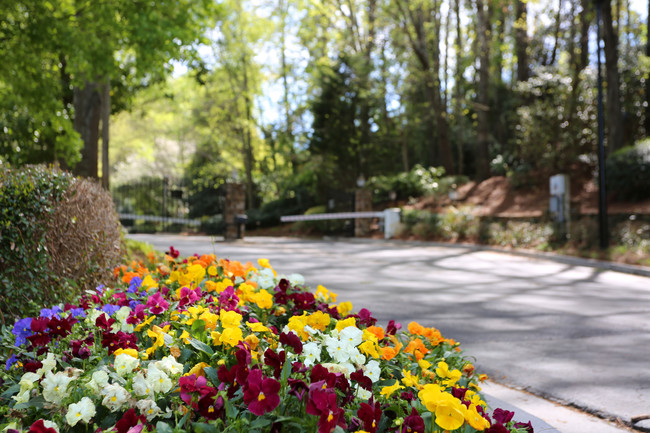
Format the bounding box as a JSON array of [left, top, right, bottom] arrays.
[[42, 371, 74, 404], [65, 397, 96, 426], [146, 364, 173, 393], [136, 398, 162, 421], [114, 353, 140, 377], [154, 355, 183, 377], [101, 383, 130, 412]]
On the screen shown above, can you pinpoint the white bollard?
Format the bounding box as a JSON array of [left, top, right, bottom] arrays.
[[383, 208, 401, 239]]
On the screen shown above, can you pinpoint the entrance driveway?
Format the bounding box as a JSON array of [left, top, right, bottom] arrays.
[[128, 234, 650, 431]]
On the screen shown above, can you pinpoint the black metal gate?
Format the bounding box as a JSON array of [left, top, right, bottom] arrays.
[[111, 176, 226, 234]]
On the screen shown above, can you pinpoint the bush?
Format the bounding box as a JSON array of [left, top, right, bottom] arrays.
[[0, 164, 122, 324], [368, 165, 445, 202], [440, 206, 478, 241], [606, 139, 650, 201]]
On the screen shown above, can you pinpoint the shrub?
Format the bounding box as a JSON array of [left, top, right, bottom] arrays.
[[440, 206, 478, 240], [0, 164, 122, 324], [606, 139, 650, 201], [368, 165, 445, 202]]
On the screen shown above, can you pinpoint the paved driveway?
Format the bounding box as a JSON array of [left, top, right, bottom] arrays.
[[128, 234, 650, 429]]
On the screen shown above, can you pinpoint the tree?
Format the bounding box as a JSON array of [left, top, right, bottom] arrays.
[[0, 0, 216, 185]]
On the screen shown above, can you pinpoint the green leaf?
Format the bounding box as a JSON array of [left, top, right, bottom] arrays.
[[13, 396, 45, 410], [156, 421, 174, 433], [0, 384, 20, 399], [250, 418, 272, 429], [188, 337, 214, 356], [191, 422, 220, 433], [204, 366, 220, 387]]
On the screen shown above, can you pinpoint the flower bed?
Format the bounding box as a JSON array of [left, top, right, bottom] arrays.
[[0, 249, 534, 433]]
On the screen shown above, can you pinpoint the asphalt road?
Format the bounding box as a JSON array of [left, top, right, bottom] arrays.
[[128, 234, 650, 431]]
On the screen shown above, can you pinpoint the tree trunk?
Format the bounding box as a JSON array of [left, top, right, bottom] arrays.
[[475, 0, 491, 180], [515, 0, 529, 82], [549, 0, 564, 66], [101, 80, 110, 190], [646, 0, 650, 134], [72, 82, 101, 179], [602, 0, 624, 151], [455, 0, 465, 174]]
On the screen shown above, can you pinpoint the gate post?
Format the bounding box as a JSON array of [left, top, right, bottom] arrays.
[[224, 183, 246, 241], [354, 189, 372, 237]]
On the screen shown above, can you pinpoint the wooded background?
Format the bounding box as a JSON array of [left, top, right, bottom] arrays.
[[1, 0, 648, 216]]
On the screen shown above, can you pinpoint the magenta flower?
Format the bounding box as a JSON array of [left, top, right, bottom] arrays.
[[178, 286, 199, 308], [146, 292, 169, 315], [243, 369, 281, 416], [357, 400, 382, 433]]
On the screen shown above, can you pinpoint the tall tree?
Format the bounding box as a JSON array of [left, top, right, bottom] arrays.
[[392, 0, 455, 174], [0, 0, 215, 184], [475, 0, 491, 179], [514, 0, 529, 82], [602, 0, 624, 151]]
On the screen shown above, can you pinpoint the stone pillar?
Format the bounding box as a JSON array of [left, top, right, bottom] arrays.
[[224, 183, 246, 241], [354, 189, 372, 237]]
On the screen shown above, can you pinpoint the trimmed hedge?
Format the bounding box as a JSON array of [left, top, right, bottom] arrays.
[[0, 164, 122, 324]]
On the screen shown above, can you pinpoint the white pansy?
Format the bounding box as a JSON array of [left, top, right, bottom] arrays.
[[19, 372, 40, 391], [355, 384, 372, 400], [86, 369, 109, 395], [42, 420, 59, 432], [234, 276, 245, 284], [85, 309, 106, 327], [321, 362, 353, 377], [132, 372, 154, 398], [65, 396, 96, 426], [155, 355, 183, 377], [351, 350, 367, 366], [12, 388, 31, 404], [37, 352, 57, 377], [41, 371, 74, 404], [287, 273, 305, 286], [146, 364, 173, 393], [324, 335, 353, 363], [363, 360, 381, 382], [114, 353, 140, 377], [339, 326, 363, 347], [101, 383, 130, 412], [254, 268, 276, 290], [114, 306, 134, 333], [136, 398, 162, 421], [302, 342, 322, 367]]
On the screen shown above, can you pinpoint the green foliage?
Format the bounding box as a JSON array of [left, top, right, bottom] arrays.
[[0, 0, 217, 167], [368, 165, 446, 202], [0, 164, 72, 323], [0, 164, 122, 324], [513, 67, 597, 177], [606, 139, 650, 201]]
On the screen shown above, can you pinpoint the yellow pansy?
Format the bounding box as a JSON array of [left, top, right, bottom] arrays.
[[306, 311, 331, 331], [237, 283, 256, 303], [358, 340, 381, 359], [207, 265, 218, 276], [252, 289, 273, 309], [247, 321, 270, 333], [335, 317, 356, 332], [135, 315, 155, 332], [401, 369, 421, 389], [220, 327, 243, 347], [220, 310, 242, 328], [418, 359, 432, 370], [418, 383, 445, 412], [179, 330, 191, 344], [114, 348, 138, 359], [380, 380, 404, 398], [436, 361, 462, 387], [210, 331, 223, 346], [187, 362, 210, 378], [140, 274, 158, 290], [466, 404, 490, 430], [337, 301, 353, 317], [199, 311, 219, 330], [257, 258, 277, 276], [435, 394, 466, 431], [288, 315, 309, 340]]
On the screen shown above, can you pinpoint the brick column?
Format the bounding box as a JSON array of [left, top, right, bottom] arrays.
[[224, 183, 246, 241], [354, 189, 372, 237]]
